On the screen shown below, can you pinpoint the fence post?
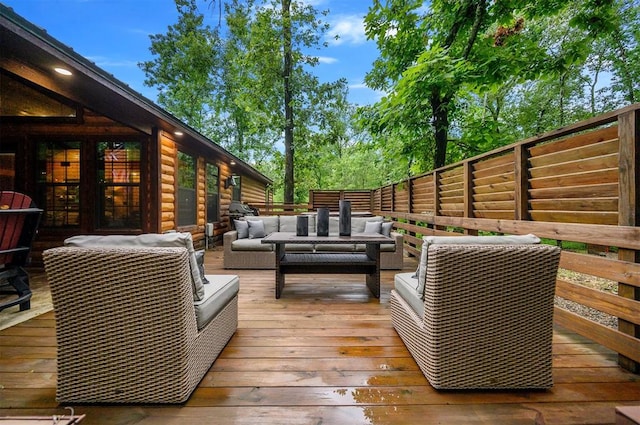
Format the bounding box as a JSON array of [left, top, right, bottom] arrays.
[[617, 108, 640, 373], [514, 144, 530, 221], [463, 161, 477, 236]]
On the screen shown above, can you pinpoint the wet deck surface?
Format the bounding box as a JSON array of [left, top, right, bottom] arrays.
[[1, 248, 639, 424]]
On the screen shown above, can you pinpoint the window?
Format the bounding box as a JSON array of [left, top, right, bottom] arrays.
[[177, 152, 196, 227], [206, 163, 219, 223], [36, 141, 81, 227], [232, 176, 241, 201], [97, 142, 142, 229]]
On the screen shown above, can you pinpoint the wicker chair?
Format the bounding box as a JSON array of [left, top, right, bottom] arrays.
[[391, 236, 561, 390], [43, 245, 238, 403]]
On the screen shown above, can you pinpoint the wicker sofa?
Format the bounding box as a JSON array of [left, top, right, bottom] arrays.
[[391, 234, 561, 390], [223, 215, 404, 270], [43, 233, 239, 403]]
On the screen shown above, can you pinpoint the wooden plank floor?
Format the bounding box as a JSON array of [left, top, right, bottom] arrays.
[[1, 247, 640, 424]]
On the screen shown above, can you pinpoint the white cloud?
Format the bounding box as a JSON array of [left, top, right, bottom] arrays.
[[317, 56, 338, 64], [327, 14, 366, 46]]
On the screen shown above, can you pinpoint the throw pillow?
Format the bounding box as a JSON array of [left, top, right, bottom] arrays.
[[381, 221, 393, 237], [234, 220, 249, 239], [364, 221, 382, 234], [248, 220, 266, 239], [195, 249, 210, 284]]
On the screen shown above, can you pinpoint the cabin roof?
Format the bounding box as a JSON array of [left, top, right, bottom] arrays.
[[0, 3, 272, 185]]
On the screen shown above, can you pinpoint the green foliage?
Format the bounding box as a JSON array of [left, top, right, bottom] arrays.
[[358, 0, 624, 176], [142, 0, 640, 202]]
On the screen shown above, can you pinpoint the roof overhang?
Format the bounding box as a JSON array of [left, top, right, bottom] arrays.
[[0, 4, 271, 185]]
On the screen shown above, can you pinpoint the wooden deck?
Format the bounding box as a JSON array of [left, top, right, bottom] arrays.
[[1, 248, 640, 424]]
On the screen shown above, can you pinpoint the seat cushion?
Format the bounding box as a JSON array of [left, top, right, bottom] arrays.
[[231, 238, 273, 251], [64, 233, 206, 301], [394, 273, 424, 318], [194, 274, 239, 330]]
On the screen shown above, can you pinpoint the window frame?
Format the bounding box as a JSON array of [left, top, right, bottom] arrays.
[[177, 151, 197, 228]]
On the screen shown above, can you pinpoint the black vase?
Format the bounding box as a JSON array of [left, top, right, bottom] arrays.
[[317, 208, 329, 236], [296, 215, 308, 236], [339, 200, 351, 236]]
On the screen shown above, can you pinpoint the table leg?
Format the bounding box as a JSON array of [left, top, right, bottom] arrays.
[[365, 243, 380, 298], [275, 243, 285, 298]]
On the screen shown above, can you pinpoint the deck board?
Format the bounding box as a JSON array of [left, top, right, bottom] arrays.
[[1, 247, 639, 424]]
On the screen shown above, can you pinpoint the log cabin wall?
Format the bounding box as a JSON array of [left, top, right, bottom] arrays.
[[372, 103, 640, 374], [241, 176, 268, 206], [159, 131, 177, 233]]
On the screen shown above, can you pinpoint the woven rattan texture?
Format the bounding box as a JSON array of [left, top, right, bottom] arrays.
[[43, 246, 237, 403], [391, 244, 560, 390]]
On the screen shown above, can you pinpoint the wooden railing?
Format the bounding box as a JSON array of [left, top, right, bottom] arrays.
[[369, 103, 640, 373]]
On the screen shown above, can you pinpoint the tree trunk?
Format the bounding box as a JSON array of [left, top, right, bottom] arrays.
[[282, 0, 294, 204], [431, 91, 450, 169]]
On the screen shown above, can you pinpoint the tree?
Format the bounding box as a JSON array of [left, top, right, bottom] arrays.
[[139, 0, 220, 131], [362, 0, 617, 171], [142, 0, 350, 203]]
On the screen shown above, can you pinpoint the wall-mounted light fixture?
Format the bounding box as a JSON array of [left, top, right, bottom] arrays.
[[225, 175, 238, 189]]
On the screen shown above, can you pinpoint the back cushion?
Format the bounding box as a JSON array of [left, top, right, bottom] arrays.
[[278, 216, 297, 233], [64, 233, 206, 301], [253, 216, 279, 235], [416, 234, 541, 298], [351, 216, 382, 233]]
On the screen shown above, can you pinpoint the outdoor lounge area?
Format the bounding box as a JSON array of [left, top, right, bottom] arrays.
[[2, 3, 640, 424], [0, 248, 639, 424]]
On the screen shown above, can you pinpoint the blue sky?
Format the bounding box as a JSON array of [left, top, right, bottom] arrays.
[[2, 0, 384, 105]]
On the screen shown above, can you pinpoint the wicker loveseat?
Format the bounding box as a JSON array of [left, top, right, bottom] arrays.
[[223, 215, 404, 270], [391, 234, 561, 390], [43, 233, 239, 403]]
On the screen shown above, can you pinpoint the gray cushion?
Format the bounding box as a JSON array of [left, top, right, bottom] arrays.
[[193, 274, 239, 330], [381, 221, 393, 237], [195, 249, 209, 284], [394, 273, 424, 318], [64, 233, 206, 301], [328, 217, 340, 234], [415, 234, 542, 297], [352, 216, 382, 233], [231, 238, 273, 251], [364, 221, 382, 234], [257, 216, 280, 234], [247, 220, 266, 239], [234, 220, 249, 239], [278, 216, 298, 233]]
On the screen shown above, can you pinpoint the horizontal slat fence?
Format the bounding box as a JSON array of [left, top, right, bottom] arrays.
[[371, 103, 640, 373]]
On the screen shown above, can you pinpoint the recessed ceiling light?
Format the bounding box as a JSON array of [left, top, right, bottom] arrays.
[[174, 131, 184, 136], [54, 67, 72, 76]]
